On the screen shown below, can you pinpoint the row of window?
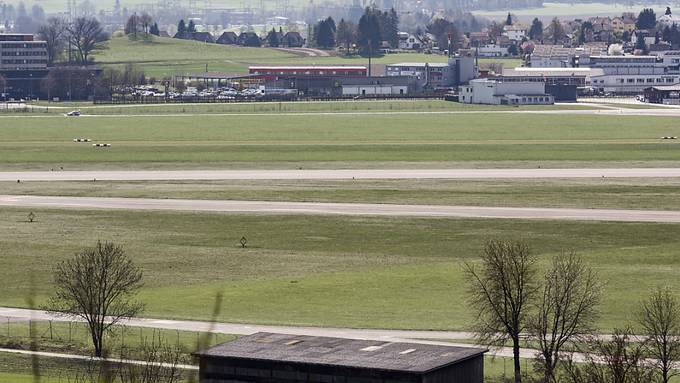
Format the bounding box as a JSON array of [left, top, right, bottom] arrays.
[[1, 51, 47, 56], [0, 43, 47, 49], [1, 59, 47, 64], [592, 77, 676, 85]]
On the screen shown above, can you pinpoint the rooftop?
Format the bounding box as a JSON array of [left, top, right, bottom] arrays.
[[388, 62, 450, 68], [249, 66, 367, 70], [195, 332, 487, 374]]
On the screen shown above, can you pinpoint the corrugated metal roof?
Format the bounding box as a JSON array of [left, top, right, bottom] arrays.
[[195, 332, 487, 374]]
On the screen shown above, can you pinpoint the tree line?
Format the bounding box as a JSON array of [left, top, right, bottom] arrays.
[[468, 239, 680, 383], [309, 7, 399, 55]]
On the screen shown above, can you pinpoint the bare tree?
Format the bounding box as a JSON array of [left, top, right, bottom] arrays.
[[38, 17, 66, 65], [67, 17, 107, 64], [125, 14, 140, 36], [638, 287, 680, 383], [465, 239, 538, 383], [47, 241, 144, 357], [562, 328, 655, 383], [118, 333, 186, 383], [139, 13, 153, 34], [531, 252, 602, 382]]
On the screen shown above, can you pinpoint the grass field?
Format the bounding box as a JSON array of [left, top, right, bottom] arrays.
[[92, 36, 523, 77], [1, 112, 679, 170], [7, 178, 680, 211], [0, 207, 678, 331], [22, 99, 597, 115]]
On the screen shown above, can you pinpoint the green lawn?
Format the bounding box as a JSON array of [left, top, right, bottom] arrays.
[[92, 36, 522, 77], [0, 207, 678, 331], [1, 113, 679, 170], [7, 178, 680, 211], [24, 99, 595, 115]]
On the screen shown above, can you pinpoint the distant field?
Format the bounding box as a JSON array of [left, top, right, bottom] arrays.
[[93, 36, 523, 77], [1, 0, 312, 13], [0, 207, 678, 331], [6, 178, 680, 210], [475, 2, 670, 21], [0, 112, 679, 170]]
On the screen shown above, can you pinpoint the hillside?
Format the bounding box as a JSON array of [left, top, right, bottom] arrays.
[[94, 36, 520, 77]]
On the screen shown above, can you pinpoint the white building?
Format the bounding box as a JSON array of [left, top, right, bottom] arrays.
[[578, 55, 680, 93], [266, 16, 289, 26], [397, 32, 423, 50], [458, 78, 554, 105], [477, 44, 508, 57], [657, 13, 680, 28], [503, 24, 527, 41]]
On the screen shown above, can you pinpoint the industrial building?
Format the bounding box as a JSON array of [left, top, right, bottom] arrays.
[[0, 34, 49, 99], [459, 78, 555, 105], [576, 55, 680, 93], [643, 84, 680, 104], [194, 332, 487, 383], [266, 75, 415, 97], [249, 66, 368, 80], [0, 34, 48, 71], [386, 56, 477, 90], [502, 67, 603, 101]]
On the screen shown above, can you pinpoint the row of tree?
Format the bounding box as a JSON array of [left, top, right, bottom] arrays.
[[37, 16, 108, 65], [308, 7, 399, 55], [124, 13, 160, 37], [468, 239, 680, 383]]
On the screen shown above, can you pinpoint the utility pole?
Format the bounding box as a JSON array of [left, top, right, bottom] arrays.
[[368, 38, 372, 77]]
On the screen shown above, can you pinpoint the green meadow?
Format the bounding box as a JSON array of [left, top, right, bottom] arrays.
[[0, 207, 678, 331], [0, 113, 679, 170]]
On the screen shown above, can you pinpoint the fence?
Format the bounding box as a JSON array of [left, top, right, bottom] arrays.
[[95, 94, 444, 105]]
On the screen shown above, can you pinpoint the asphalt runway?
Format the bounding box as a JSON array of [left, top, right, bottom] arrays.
[[1, 195, 680, 223], [4, 168, 680, 181]]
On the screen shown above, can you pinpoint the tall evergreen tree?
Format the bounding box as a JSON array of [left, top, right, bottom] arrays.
[[150, 22, 160, 36], [336, 18, 357, 52], [267, 28, 280, 47], [506, 12, 513, 26], [636, 8, 657, 30], [177, 19, 186, 36], [528, 17, 543, 41], [315, 18, 336, 49], [188, 19, 196, 33], [384, 8, 399, 49], [358, 7, 382, 55]]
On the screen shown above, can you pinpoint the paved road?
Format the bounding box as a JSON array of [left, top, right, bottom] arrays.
[[1, 195, 680, 223], [0, 347, 199, 370], [5, 168, 680, 181]]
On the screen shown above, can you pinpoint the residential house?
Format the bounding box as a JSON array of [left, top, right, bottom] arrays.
[[503, 24, 527, 41], [238, 32, 262, 47], [192, 31, 214, 43], [611, 17, 625, 34], [216, 31, 238, 45], [398, 32, 424, 50], [622, 14, 637, 32], [469, 31, 491, 46], [282, 32, 304, 48], [631, 30, 657, 46], [658, 12, 680, 29]]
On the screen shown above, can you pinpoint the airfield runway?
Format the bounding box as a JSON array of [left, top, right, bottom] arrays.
[[2, 195, 680, 223], [4, 168, 680, 181]]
